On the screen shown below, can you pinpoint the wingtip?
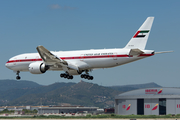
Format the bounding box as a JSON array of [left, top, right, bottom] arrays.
[[37, 45, 43, 47]]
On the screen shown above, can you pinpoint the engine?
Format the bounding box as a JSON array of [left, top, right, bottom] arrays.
[[29, 62, 49, 74]]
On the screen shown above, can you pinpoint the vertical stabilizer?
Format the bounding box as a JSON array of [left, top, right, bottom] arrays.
[[124, 17, 154, 50]]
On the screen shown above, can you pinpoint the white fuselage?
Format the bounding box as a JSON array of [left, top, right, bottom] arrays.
[[5, 48, 154, 73]]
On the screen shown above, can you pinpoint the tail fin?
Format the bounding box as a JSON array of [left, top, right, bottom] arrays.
[[124, 17, 154, 50]]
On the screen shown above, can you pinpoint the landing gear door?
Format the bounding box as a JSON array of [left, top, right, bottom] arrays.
[[113, 53, 117, 60]]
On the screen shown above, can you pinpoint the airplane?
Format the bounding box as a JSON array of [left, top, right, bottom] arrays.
[[5, 17, 172, 80]]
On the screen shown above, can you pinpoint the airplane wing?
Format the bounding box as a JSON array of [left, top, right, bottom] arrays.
[[36, 46, 79, 71], [36, 46, 67, 65]]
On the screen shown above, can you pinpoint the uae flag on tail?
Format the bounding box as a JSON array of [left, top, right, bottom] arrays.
[[133, 30, 149, 38]]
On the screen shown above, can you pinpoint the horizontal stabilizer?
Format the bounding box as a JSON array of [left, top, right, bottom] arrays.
[[155, 51, 173, 54], [129, 49, 144, 56]]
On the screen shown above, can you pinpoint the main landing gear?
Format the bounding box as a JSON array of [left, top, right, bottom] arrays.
[[16, 71, 21, 80], [81, 70, 93, 80], [81, 74, 93, 80], [60, 73, 73, 79], [60, 73, 94, 80]]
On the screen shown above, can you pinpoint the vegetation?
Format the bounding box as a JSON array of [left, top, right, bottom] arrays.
[[0, 109, 37, 115], [0, 79, 161, 108], [0, 80, 40, 91], [22, 109, 38, 114], [0, 80, 121, 107], [0, 109, 14, 114]]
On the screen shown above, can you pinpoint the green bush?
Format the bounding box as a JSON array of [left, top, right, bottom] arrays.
[[110, 113, 115, 116], [86, 114, 91, 117], [38, 115, 46, 118]]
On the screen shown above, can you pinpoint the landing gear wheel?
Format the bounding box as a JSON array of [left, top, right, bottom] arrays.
[[16, 71, 21, 80], [60, 74, 65, 78], [70, 76, 73, 79], [64, 74, 67, 78], [90, 76, 93, 80], [88, 76, 93, 80], [80, 73, 94, 80], [67, 75, 71, 79], [87, 76, 91, 80], [16, 76, 21, 80], [84, 75, 88, 79], [81, 74, 85, 78], [60, 73, 74, 80]]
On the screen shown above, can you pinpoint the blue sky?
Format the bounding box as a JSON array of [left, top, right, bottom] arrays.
[[1, 0, 179, 87]]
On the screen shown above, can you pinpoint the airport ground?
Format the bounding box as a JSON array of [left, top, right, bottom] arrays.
[[0, 119, 180, 120]]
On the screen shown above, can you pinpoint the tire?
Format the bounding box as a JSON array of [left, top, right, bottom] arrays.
[[16, 76, 21, 80], [81, 74, 84, 78], [60, 74, 64, 77], [88, 76, 91, 80], [67, 76, 70, 79], [64, 74, 67, 78], [84, 75, 88, 79], [70, 76, 73, 79]]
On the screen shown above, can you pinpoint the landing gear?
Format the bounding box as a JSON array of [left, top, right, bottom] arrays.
[[80, 70, 94, 80], [81, 74, 93, 80], [16, 71, 21, 80], [60, 70, 94, 80], [60, 73, 73, 79]]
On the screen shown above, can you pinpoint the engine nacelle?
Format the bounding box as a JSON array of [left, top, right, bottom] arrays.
[[29, 62, 49, 74]]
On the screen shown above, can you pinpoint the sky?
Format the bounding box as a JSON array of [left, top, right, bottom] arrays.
[[0, 0, 179, 87]]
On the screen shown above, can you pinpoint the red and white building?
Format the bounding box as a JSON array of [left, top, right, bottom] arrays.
[[115, 88, 180, 115]]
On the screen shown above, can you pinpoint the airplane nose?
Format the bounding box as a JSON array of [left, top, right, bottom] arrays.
[[5, 61, 11, 69]]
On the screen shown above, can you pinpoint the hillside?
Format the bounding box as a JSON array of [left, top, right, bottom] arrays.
[[0, 79, 162, 108], [0, 81, 76, 102], [0, 79, 41, 91], [7, 80, 121, 108]]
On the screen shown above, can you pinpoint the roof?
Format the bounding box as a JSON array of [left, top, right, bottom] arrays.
[[115, 87, 180, 99], [38, 106, 99, 110]]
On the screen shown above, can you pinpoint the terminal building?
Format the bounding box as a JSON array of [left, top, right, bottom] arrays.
[[38, 106, 99, 114], [115, 88, 180, 115], [0, 106, 99, 115]]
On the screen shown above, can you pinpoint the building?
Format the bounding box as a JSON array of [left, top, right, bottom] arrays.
[[104, 108, 114, 113], [115, 87, 180, 115], [0, 105, 99, 115], [38, 106, 99, 114], [0, 106, 41, 111]]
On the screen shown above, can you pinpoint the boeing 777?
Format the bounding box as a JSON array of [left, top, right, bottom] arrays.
[[5, 17, 172, 80]]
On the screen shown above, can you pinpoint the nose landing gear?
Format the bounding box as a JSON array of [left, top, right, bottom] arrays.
[[16, 71, 21, 80]]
